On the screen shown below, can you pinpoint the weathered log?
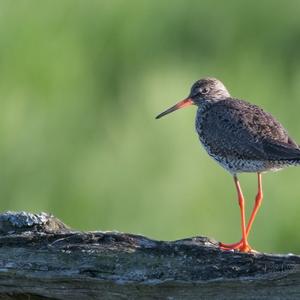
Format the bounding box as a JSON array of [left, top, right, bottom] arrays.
[[0, 211, 299, 299]]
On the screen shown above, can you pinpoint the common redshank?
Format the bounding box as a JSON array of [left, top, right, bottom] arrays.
[[156, 77, 300, 252]]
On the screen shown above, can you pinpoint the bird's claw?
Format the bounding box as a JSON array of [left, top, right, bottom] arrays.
[[219, 240, 253, 253]]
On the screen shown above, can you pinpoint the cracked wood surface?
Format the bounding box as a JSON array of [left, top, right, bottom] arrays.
[[0, 211, 299, 299]]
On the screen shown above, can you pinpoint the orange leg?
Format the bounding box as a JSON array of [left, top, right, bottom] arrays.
[[220, 174, 256, 252], [220, 173, 263, 250], [246, 173, 263, 236]]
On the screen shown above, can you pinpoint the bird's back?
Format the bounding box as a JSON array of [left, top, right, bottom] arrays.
[[196, 98, 300, 173]]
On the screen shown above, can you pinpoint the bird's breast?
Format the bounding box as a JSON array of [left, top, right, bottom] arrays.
[[195, 106, 222, 158], [195, 106, 213, 148]]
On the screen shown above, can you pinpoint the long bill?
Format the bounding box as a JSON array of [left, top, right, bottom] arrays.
[[155, 98, 194, 119]]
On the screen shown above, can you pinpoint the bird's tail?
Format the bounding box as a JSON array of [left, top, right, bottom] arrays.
[[264, 140, 300, 161]]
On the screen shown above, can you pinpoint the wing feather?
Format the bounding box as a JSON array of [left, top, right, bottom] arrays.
[[201, 99, 299, 161]]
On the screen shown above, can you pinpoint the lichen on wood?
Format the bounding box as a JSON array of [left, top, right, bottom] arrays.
[[0, 211, 299, 299]]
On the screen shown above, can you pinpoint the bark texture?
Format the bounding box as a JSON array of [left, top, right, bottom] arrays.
[[0, 211, 299, 299]]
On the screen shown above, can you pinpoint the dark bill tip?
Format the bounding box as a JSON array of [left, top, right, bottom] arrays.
[[155, 98, 194, 119]]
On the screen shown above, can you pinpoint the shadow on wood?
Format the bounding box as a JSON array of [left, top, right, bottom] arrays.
[[0, 211, 299, 299]]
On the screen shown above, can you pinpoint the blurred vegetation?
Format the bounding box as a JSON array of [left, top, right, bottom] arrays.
[[0, 0, 300, 253]]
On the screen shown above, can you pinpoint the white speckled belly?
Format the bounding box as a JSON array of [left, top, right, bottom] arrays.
[[198, 138, 268, 174]]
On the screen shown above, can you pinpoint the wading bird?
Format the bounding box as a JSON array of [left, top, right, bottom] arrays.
[[156, 78, 300, 252]]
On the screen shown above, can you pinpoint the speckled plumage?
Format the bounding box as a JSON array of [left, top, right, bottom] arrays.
[[156, 77, 300, 174], [155, 77, 298, 252], [192, 78, 300, 174]]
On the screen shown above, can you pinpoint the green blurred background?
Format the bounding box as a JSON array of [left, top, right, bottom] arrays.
[[0, 0, 300, 253]]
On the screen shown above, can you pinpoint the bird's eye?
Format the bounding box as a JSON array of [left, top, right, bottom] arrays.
[[200, 87, 209, 94]]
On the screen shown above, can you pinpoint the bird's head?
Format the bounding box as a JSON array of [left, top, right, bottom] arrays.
[[156, 77, 230, 119]]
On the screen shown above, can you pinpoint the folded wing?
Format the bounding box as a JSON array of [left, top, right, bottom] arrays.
[[202, 99, 300, 161]]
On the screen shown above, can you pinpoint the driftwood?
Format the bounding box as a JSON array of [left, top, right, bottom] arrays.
[[0, 212, 299, 299]]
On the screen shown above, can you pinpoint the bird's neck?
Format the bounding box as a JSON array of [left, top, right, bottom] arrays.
[[196, 97, 228, 114], [197, 98, 223, 107]]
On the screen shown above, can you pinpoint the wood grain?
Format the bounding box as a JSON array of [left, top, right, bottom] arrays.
[[0, 212, 299, 299]]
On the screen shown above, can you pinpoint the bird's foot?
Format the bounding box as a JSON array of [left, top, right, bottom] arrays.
[[219, 240, 252, 253]]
